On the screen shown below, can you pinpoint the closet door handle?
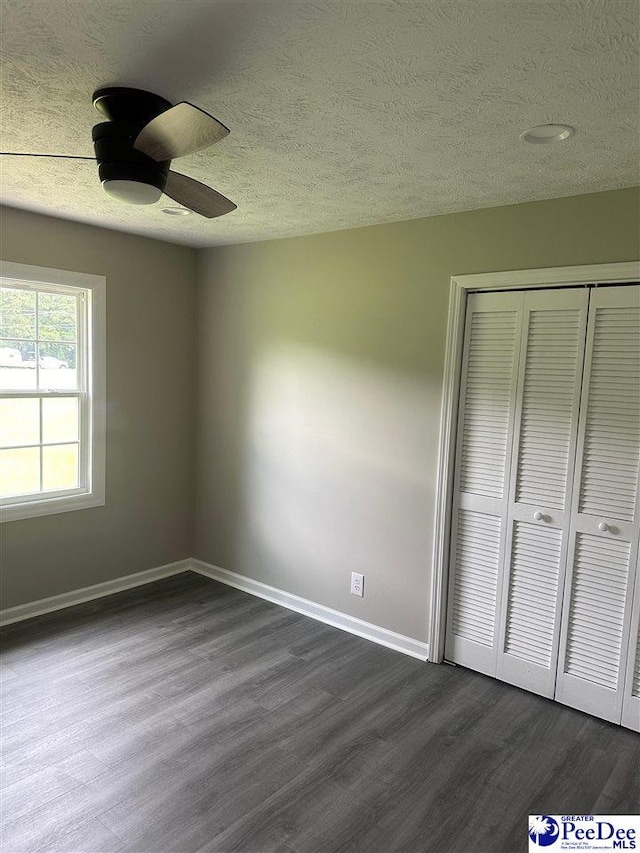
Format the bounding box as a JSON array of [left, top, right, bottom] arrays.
[[534, 511, 544, 521], [598, 521, 610, 532]]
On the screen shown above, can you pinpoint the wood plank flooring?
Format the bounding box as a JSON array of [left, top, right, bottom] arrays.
[[1, 572, 638, 853]]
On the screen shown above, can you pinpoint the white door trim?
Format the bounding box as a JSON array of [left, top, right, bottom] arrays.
[[428, 261, 640, 663]]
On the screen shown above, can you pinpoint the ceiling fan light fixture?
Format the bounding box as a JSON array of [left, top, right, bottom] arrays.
[[520, 123, 575, 144], [102, 179, 163, 205]]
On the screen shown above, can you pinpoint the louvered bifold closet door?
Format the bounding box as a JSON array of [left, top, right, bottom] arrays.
[[556, 284, 640, 726], [445, 291, 523, 675], [622, 541, 640, 731], [496, 289, 589, 698]]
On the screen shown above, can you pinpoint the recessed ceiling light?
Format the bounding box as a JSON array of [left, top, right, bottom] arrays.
[[520, 124, 576, 145], [162, 206, 192, 216], [520, 124, 575, 144]]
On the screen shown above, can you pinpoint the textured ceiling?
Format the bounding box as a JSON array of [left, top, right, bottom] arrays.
[[1, 0, 638, 247]]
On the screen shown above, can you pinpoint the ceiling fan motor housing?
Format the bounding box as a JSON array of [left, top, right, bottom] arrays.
[[92, 87, 171, 204], [92, 121, 170, 200]]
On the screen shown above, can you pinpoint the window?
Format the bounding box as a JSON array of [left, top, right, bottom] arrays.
[[0, 262, 105, 522]]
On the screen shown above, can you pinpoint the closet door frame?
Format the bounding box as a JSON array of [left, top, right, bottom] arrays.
[[429, 261, 640, 665]]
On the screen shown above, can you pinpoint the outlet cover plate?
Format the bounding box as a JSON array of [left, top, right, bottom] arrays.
[[350, 572, 364, 597]]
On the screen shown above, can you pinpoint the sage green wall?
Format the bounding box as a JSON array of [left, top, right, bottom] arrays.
[[194, 187, 640, 642], [1, 206, 197, 608]]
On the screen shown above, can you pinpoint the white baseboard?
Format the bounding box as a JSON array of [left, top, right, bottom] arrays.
[[189, 559, 430, 661], [0, 559, 191, 627], [0, 556, 430, 662]]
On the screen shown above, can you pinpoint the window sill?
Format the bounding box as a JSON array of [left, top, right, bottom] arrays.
[[0, 491, 105, 522]]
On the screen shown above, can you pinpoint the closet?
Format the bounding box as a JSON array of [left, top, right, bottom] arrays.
[[445, 283, 640, 730]]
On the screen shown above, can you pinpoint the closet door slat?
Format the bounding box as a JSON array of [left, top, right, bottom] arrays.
[[503, 521, 562, 668], [565, 534, 630, 689], [458, 310, 519, 500], [450, 510, 501, 646], [579, 304, 639, 523], [515, 310, 583, 510], [621, 541, 640, 731]]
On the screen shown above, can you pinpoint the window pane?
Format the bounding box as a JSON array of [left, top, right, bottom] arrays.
[[38, 342, 77, 390], [42, 444, 78, 491], [38, 292, 77, 342], [0, 398, 40, 447], [0, 288, 36, 339], [42, 397, 78, 444], [0, 339, 37, 390], [0, 447, 40, 497]]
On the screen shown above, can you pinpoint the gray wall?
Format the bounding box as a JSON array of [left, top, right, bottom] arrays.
[[194, 187, 640, 642], [3, 189, 639, 633], [1, 206, 197, 608]]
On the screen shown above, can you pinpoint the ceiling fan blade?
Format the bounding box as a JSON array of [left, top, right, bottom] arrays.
[[164, 171, 236, 218], [0, 152, 94, 160], [134, 103, 229, 161]]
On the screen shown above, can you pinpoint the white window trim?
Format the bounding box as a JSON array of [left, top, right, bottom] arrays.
[[428, 260, 640, 663], [0, 261, 106, 522]]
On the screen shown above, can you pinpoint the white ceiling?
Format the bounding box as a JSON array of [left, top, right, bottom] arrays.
[[1, 0, 638, 247]]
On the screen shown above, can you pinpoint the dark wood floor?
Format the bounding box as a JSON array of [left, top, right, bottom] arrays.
[[1, 572, 638, 853]]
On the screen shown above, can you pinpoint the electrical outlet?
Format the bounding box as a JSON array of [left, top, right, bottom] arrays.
[[350, 572, 364, 597]]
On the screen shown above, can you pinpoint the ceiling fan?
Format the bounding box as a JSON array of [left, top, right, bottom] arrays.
[[1, 87, 236, 218]]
